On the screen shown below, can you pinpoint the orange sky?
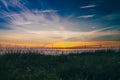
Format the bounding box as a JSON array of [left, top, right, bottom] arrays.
[[0, 41, 120, 48]]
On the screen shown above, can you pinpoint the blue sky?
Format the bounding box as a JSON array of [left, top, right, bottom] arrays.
[[0, 0, 120, 44]]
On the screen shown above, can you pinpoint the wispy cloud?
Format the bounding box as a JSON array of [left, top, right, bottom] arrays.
[[0, 0, 27, 10], [77, 14, 95, 19], [90, 27, 113, 32], [34, 10, 58, 13], [1, 0, 8, 9], [0, 9, 80, 42], [0, 0, 119, 44], [65, 27, 120, 41], [80, 5, 96, 9]]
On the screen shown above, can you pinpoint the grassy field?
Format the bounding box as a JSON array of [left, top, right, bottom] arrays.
[[0, 50, 120, 80]]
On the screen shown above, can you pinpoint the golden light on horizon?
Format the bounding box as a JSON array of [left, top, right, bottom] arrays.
[[0, 41, 120, 48], [51, 41, 120, 48], [52, 42, 75, 48]]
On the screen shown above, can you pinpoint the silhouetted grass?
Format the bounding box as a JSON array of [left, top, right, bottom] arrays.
[[0, 50, 120, 80]]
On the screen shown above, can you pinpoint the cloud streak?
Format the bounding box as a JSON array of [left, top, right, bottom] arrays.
[[80, 5, 96, 9], [34, 10, 58, 13], [1, 0, 8, 9], [0, 0, 27, 11], [77, 14, 95, 19]]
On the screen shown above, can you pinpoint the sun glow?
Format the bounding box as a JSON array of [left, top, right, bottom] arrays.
[[52, 42, 75, 48], [1, 41, 120, 48]]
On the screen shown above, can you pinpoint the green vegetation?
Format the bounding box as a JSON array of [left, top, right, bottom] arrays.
[[0, 50, 120, 80]]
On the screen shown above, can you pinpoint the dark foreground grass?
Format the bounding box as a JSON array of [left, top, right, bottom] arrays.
[[0, 50, 120, 80]]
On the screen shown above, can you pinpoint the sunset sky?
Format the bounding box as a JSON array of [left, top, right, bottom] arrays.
[[0, 0, 120, 47]]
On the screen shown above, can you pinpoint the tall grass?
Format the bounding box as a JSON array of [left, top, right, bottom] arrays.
[[0, 50, 120, 80]]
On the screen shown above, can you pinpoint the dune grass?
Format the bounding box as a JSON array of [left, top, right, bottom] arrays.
[[0, 50, 120, 80]]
